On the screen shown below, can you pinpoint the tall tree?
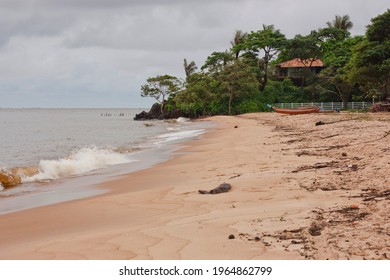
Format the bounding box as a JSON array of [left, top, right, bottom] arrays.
[[244, 25, 286, 91], [230, 30, 248, 59], [319, 36, 363, 107], [218, 60, 258, 115], [327, 15, 353, 31], [317, 68, 354, 108], [180, 73, 218, 116], [140, 75, 182, 113], [347, 9, 390, 101], [201, 51, 233, 74], [183, 59, 197, 78]]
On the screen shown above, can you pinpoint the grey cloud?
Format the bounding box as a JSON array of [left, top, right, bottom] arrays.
[[62, 6, 232, 52], [0, 0, 388, 108], [0, 0, 242, 47]]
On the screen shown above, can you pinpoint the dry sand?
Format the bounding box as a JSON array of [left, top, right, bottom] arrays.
[[0, 112, 389, 260]]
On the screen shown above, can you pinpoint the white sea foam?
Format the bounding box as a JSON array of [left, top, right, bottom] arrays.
[[22, 146, 133, 182], [154, 129, 205, 144], [176, 117, 190, 123]]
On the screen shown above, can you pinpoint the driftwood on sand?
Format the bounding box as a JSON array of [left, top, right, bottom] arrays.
[[198, 183, 232, 194]]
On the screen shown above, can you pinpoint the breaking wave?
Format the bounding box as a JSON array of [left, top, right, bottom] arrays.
[[19, 146, 133, 183], [1, 123, 207, 190]]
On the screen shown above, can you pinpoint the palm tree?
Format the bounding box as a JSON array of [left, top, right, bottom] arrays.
[[327, 15, 353, 31], [183, 59, 197, 78], [230, 30, 247, 59]]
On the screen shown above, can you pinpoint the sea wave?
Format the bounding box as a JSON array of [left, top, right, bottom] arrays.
[[21, 146, 133, 183], [176, 117, 190, 123], [154, 129, 205, 144]]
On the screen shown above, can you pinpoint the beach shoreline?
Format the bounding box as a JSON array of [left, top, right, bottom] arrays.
[[0, 112, 389, 260], [0, 110, 211, 215]]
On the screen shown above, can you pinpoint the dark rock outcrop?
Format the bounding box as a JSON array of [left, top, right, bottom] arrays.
[[134, 103, 162, 120], [134, 103, 189, 120]]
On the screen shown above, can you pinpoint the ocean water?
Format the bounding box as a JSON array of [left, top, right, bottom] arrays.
[[0, 108, 208, 213]]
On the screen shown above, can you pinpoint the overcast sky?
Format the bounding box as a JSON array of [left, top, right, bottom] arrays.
[[0, 0, 388, 108]]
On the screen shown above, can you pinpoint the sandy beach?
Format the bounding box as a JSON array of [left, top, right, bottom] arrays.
[[0, 112, 389, 260]]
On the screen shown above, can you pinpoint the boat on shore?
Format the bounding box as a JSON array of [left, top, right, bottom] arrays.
[[272, 106, 320, 115]]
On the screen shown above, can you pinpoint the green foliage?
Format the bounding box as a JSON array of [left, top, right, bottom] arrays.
[[321, 35, 363, 68], [230, 30, 248, 59], [138, 10, 389, 116], [262, 79, 306, 103], [218, 60, 259, 114], [347, 9, 390, 100], [243, 25, 287, 90], [140, 75, 182, 113], [245, 25, 287, 57], [201, 51, 233, 74], [326, 15, 353, 31], [235, 100, 259, 114], [366, 9, 390, 42], [177, 72, 219, 116], [318, 34, 363, 107], [282, 32, 322, 63], [183, 59, 197, 78]]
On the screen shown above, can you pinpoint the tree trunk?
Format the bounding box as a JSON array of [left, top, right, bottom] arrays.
[[380, 78, 389, 101], [342, 97, 348, 109], [228, 95, 233, 115], [257, 73, 265, 91], [262, 59, 269, 91], [336, 84, 351, 109], [160, 94, 166, 114], [160, 102, 164, 114]]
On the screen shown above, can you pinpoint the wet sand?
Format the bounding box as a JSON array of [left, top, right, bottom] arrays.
[[0, 112, 389, 259]]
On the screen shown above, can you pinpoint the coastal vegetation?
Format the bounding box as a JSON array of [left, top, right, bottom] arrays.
[[139, 9, 390, 117]]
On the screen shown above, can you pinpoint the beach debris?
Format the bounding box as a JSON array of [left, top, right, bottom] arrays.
[[369, 102, 390, 112], [198, 183, 232, 194], [228, 234, 235, 239], [320, 133, 340, 140], [347, 164, 358, 171], [326, 206, 369, 224], [0, 169, 21, 187], [229, 173, 241, 179], [341, 152, 348, 157], [292, 161, 339, 173], [247, 236, 261, 242], [315, 121, 325, 126], [234, 125, 238, 128], [144, 123, 154, 127], [308, 223, 324, 236], [0, 167, 39, 188], [351, 188, 390, 202]]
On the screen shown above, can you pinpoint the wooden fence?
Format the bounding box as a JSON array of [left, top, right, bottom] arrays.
[[273, 102, 372, 110]]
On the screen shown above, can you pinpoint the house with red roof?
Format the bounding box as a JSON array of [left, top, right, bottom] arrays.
[[275, 58, 325, 81]]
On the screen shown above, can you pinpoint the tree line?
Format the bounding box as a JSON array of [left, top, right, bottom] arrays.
[[140, 9, 390, 117]]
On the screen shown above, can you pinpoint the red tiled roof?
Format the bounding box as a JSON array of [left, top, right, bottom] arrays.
[[277, 58, 324, 68]]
